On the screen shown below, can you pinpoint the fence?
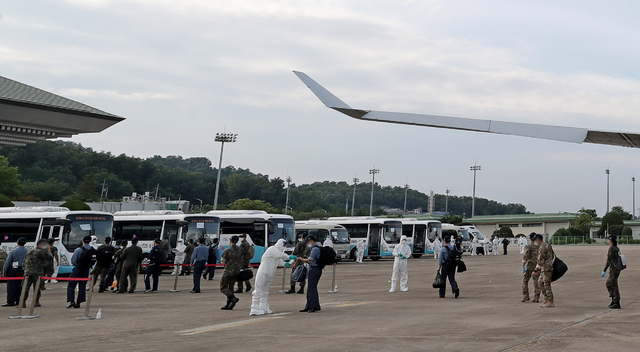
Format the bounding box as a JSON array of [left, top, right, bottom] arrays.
[[549, 235, 639, 245]]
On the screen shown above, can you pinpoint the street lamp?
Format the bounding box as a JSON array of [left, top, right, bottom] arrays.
[[445, 188, 450, 214], [195, 198, 203, 213], [369, 168, 380, 216], [633, 176, 636, 219], [213, 132, 237, 210], [351, 177, 359, 216], [403, 183, 410, 215], [470, 164, 481, 218], [606, 168, 610, 213], [285, 176, 292, 215]]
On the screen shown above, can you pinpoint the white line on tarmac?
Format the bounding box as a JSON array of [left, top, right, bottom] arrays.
[[176, 313, 291, 336]]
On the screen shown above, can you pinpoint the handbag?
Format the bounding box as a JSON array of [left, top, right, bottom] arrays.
[[551, 256, 568, 282], [432, 272, 445, 289], [457, 260, 467, 273], [290, 265, 307, 282], [236, 268, 254, 282]]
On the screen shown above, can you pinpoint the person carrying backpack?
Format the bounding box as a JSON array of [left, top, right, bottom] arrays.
[[602, 234, 623, 309], [144, 239, 165, 293], [67, 236, 96, 309], [437, 236, 460, 299], [91, 236, 115, 293], [295, 235, 323, 313]]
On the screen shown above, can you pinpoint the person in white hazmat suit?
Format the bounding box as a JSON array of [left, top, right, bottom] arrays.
[[471, 235, 478, 256], [519, 236, 527, 255], [433, 237, 442, 259], [493, 236, 500, 255], [355, 240, 366, 263], [250, 239, 296, 316], [483, 237, 490, 256], [172, 239, 186, 275], [323, 235, 334, 248], [389, 235, 411, 293]]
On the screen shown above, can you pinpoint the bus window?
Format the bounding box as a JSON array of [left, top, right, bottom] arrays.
[[64, 214, 114, 252], [268, 219, 295, 247], [317, 229, 329, 243], [113, 220, 163, 242], [343, 224, 368, 238], [0, 219, 40, 243], [442, 229, 457, 239], [402, 225, 414, 238], [384, 226, 401, 244], [184, 219, 219, 245], [428, 223, 442, 241], [330, 228, 349, 244], [163, 220, 179, 248]]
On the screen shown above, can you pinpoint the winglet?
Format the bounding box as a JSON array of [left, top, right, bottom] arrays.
[[293, 71, 352, 109]]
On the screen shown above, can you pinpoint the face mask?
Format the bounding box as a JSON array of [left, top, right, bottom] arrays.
[[306, 244, 312, 248]]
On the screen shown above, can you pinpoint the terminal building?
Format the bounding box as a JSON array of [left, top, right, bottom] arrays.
[[466, 213, 578, 237]]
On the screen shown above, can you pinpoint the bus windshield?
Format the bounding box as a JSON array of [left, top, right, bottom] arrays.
[[471, 231, 484, 240], [184, 217, 220, 244], [64, 214, 114, 252], [330, 228, 350, 244], [383, 221, 402, 244], [458, 229, 470, 241], [269, 219, 295, 246], [428, 223, 442, 241]]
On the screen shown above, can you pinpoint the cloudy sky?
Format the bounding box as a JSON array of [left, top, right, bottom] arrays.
[[2, 0, 640, 216]]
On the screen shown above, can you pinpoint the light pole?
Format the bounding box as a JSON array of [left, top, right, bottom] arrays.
[[403, 183, 410, 215], [213, 132, 237, 210], [351, 177, 359, 216], [470, 164, 481, 218], [369, 168, 380, 216], [606, 168, 610, 213], [445, 188, 450, 214], [195, 198, 203, 213], [285, 176, 292, 215], [633, 176, 636, 219]]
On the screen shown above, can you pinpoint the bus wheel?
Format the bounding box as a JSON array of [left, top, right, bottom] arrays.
[[350, 248, 357, 261], [371, 257, 380, 261], [412, 254, 422, 259]]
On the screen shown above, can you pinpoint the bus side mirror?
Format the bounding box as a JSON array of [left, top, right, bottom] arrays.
[[268, 223, 275, 234], [63, 223, 71, 234]]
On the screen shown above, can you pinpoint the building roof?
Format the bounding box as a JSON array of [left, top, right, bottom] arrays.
[[0, 75, 124, 148], [468, 213, 578, 224]]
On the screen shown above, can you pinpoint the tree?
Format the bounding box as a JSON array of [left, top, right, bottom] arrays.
[[611, 206, 633, 221], [553, 228, 571, 237], [578, 208, 598, 219], [75, 173, 100, 201], [227, 198, 277, 213], [440, 214, 463, 226], [573, 208, 597, 236], [598, 211, 625, 238], [61, 199, 91, 210], [498, 226, 513, 237], [0, 194, 14, 207], [622, 226, 632, 238], [0, 156, 21, 197]]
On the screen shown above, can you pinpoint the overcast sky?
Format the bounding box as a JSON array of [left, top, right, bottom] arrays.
[[2, 0, 640, 216]]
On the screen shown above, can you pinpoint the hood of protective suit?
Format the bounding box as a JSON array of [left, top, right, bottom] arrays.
[[400, 235, 408, 244], [176, 240, 186, 252], [274, 239, 287, 251]]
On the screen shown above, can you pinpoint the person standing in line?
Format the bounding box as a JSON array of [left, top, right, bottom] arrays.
[[0, 240, 7, 276], [23, 239, 52, 307], [470, 234, 477, 256], [483, 237, 490, 256], [602, 234, 622, 309], [296, 235, 323, 313], [519, 236, 527, 255], [2, 237, 28, 307], [235, 234, 255, 293], [67, 236, 94, 309], [355, 240, 366, 263], [492, 235, 500, 256], [118, 237, 143, 294], [433, 237, 442, 259], [389, 235, 411, 293], [112, 240, 127, 292], [191, 237, 208, 293], [46, 238, 60, 284], [203, 238, 220, 280], [40, 239, 55, 291], [502, 237, 511, 255], [286, 233, 310, 294], [172, 239, 186, 276], [104, 240, 122, 291], [532, 234, 554, 308], [92, 236, 115, 293], [437, 236, 460, 299], [220, 236, 242, 310], [521, 233, 540, 303], [161, 237, 172, 259], [181, 239, 195, 276], [144, 239, 163, 293], [250, 239, 295, 316]]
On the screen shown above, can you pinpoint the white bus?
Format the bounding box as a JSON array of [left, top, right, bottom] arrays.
[[112, 211, 221, 263], [459, 225, 489, 254], [0, 207, 114, 275], [326, 217, 403, 261], [207, 210, 296, 263], [401, 219, 442, 258], [295, 221, 351, 260], [442, 224, 471, 252]]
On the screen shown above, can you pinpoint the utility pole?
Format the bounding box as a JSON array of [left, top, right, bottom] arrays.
[[285, 176, 292, 215], [633, 176, 636, 219], [213, 133, 237, 210], [606, 168, 610, 213], [369, 168, 380, 216], [195, 198, 203, 213], [445, 188, 450, 214], [351, 177, 359, 216], [403, 183, 410, 215], [470, 164, 481, 218], [100, 180, 107, 201]]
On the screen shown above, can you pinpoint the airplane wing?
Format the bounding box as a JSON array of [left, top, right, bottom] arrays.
[[293, 71, 640, 148]]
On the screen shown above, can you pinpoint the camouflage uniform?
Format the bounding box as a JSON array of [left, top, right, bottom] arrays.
[[118, 244, 143, 293], [536, 242, 554, 304], [604, 245, 621, 303], [0, 249, 7, 273], [288, 241, 311, 292], [522, 242, 540, 301], [220, 244, 242, 300], [113, 247, 126, 291], [23, 248, 52, 305], [236, 241, 255, 292], [182, 243, 195, 275], [40, 246, 57, 291]]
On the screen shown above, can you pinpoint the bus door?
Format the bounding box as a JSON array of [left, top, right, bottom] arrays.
[[413, 225, 427, 255], [368, 224, 380, 256]]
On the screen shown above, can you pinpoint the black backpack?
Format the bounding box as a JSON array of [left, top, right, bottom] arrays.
[[444, 246, 461, 268], [78, 246, 97, 270], [316, 246, 337, 269], [97, 245, 115, 266]]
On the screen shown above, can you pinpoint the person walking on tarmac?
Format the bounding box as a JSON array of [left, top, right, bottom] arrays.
[[172, 239, 186, 276], [522, 233, 540, 303], [2, 237, 28, 307], [355, 240, 366, 263], [67, 236, 95, 309], [532, 234, 554, 308], [191, 237, 208, 293], [112, 240, 127, 292], [433, 237, 442, 259], [250, 239, 296, 316], [296, 235, 323, 313], [286, 233, 310, 294], [220, 235, 242, 310], [438, 236, 460, 299], [22, 239, 52, 308], [203, 238, 220, 280], [389, 235, 411, 293], [144, 239, 165, 293], [602, 234, 623, 309], [91, 236, 115, 293], [502, 237, 511, 255], [235, 234, 255, 293], [118, 237, 143, 294]]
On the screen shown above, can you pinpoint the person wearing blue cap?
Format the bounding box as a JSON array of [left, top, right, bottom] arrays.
[[67, 236, 94, 308], [296, 235, 322, 313]]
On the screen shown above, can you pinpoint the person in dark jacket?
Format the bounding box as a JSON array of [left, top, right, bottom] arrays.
[[502, 237, 511, 255], [602, 234, 622, 309], [91, 236, 115, 293], [144, 239, 163, 293], [203, 238, 220, 280], [2, 237, 28, 307], [181, 239, 195, 276], [235, 234, 255, 293], [191, 237, 208, 293], [67, 236, 93, 308], [437, 236, 460, 299]]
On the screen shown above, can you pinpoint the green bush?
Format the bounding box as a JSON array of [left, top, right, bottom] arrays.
[[622, 227, 633, 237], [553, 228, 571, 237], [0, 193, 14, 207], [60, 199, 91, 211]]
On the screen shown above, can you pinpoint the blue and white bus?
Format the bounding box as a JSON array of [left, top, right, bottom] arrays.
[[401, 219, 441, 258], [0, 207, 114, 274], [207, 210, 295, 263], [326, 217, 403, 261]]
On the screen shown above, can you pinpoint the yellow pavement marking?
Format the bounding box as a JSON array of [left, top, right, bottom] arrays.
[[335, 302, 374, 308], [177, 314, 288, 336]]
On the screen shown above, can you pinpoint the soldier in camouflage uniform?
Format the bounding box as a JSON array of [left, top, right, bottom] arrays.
[[286, 233, 310, 294], [220, 235, 242, 310], [235, 234, 255, 293], [533, 234, 554, 308], [23, 239, 53, 307], [521, 233, 541, 303], [603, 234, 622, 309], [0, 240, 7, 273]]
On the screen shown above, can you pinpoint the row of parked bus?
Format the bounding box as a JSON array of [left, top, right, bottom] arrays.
[[0, 208, 486, 274]]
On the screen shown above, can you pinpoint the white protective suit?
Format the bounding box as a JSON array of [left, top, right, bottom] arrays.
[[433, 238, 442, 259], [323, 237, 334, 248], [493, 237, 500, 255], [250, 239, 290, 316], [471, 236, 478, 256], [172, 240, 186, 275], [483, 238, 490, 256], [519, 237, 526, 254], [389, 235, 411, 292], [355, 240, 366, 263]]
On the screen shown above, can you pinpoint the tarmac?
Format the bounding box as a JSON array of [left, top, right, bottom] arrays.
[[2, 245, 639, 352]]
